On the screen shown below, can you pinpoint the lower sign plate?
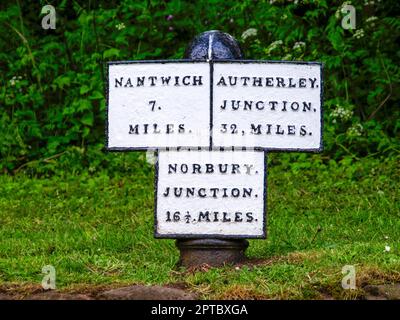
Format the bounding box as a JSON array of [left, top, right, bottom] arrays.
[[155, 150, 266, 238]]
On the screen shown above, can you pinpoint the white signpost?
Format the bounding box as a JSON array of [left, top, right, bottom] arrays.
[[107, 61, 210, 149], [212, 61, 322, 151], [107, 60, 322, 151], [107, 60, 323, 239], [155, 150, 266, 238]]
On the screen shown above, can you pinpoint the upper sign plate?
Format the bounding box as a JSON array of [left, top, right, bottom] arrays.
[[106, 60, 323, 151], [212, 61, 323, 151], [107, 61, 211, 150]]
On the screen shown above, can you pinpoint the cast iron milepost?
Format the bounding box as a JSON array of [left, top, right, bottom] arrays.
[[106, 30, 323, 269], [176, 30, 249, 268]]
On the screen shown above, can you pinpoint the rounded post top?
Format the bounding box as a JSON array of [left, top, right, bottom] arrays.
[[184, 30, 243, 60]]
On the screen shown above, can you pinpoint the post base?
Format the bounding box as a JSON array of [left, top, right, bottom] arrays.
[[176, 239, 249, 268]]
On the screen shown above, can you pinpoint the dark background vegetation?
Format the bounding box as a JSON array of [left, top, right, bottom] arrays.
[[0, 1, 399, 299], [0, 0, 399, 175]]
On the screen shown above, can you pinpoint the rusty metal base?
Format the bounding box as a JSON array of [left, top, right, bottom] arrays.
[[176, 239, 249, 268]]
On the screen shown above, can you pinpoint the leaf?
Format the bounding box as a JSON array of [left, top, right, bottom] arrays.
[[103, 48, 120, 59], [78, 100, 91, 112], [80, 85, 90, 95], [89, 90, 104, 100], [81, 112, 94, 126], [54, 75, 71, 89]]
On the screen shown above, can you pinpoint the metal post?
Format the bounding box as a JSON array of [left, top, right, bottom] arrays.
[[176, 30, 249, 268]]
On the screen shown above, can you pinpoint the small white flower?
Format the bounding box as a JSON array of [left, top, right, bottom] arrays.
[[336, 1, 353, 18], [366, 16, 378, 23], [235, 266, 240, 270], [347, 123, 364, 137], [353, 28, 365, 39], [293, 41, 306, 51], [331, 106, 353, 121], [384, 235, 389, 240], [384, 245, 391, 252], [241, 28, 258, 40], [116, 22, 126, 30]]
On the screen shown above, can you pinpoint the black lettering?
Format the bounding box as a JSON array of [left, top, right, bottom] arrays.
[[231, 188, 240, 197], [220, 100, 227, 110], [235, 212, 243, 222], [198, 188, 206, 197], [302, 102, 312, 112], [168, 164, 177, 174], [217, 76, 227, 86], [210, 188, 219, 198], [243, 188, 252, 198], [219, 164, 228, 173], [129, 124, 139, 134], [148, 76, 157, 86], [198, 211, 210, 222], [192, 164, 201, 174], [255, 101, 264, 110], [137, 77, 145, 86], [309, 77, 317, 88], [205, 164, 214, 173], [174, 188, 182, 197], [182, 75, 191, 85], [253, 77, 263, 86], [291, 102, 299, 111], [161, 76, 171, 85], [269, 101, 278, 111], [222, 212, 231, 222], [250, 124, 262, 135], [124, 78, 133, 87], [115, 77, 123, 87], [228, 76, 237, 86], [186, 188, 195, 197], [153, 123, 160, 134], [281, 101, 288, 111], [232, 100, 240, 110], [276, 77, 285, 87], [192, 76, 203, 86], [231, 164, 240, 174], [162, 187, 170, 197], [276, 125, 285, 135], [265, 77, 274, 86], [241, 77, 250, 86], [166, 124, 174, 134], [244, 100, 253, 111], [246, 212, 254, 222]]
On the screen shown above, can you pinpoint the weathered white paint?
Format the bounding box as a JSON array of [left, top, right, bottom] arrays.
[[156, 150, 265, 237], [212, 62, 322, 150], [107, 61, 322, 150], [107, 62, 210, 149]]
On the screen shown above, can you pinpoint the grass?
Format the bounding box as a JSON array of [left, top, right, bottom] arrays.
[[0, 154, 399, 299]]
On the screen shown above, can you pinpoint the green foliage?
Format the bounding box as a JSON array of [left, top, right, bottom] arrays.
[[0, 0, 399, 173]]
